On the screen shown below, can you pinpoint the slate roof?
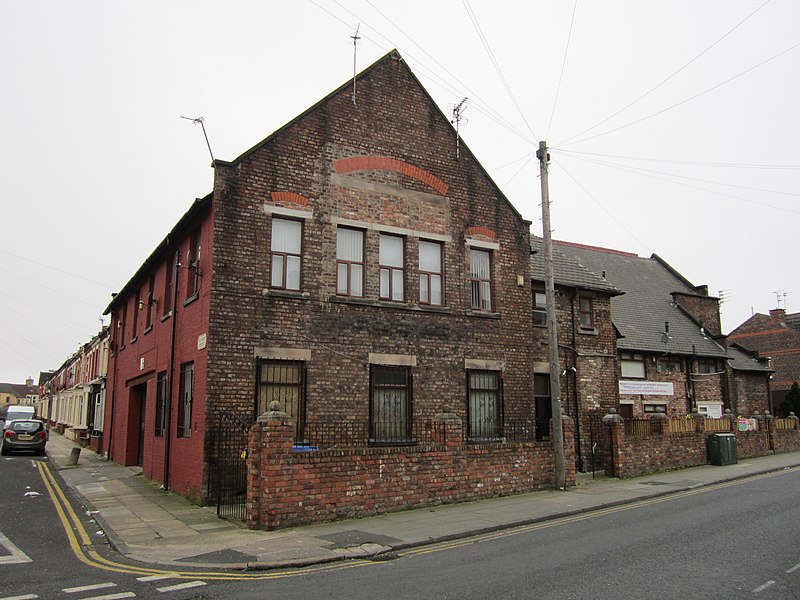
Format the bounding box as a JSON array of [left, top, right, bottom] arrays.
[[726, 344, 772, 373], [554, 241, 728, 358], [530, 237, 621, 296], [0, 382, 38, 397]]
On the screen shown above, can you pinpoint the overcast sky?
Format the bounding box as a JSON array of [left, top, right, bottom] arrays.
[[1, 1, 797, 383]]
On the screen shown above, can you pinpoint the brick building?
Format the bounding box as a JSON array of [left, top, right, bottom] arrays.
[[104, 51, 593, 503], [729, 308, 800, 412], [554, 242, 771, 418], [530, 237, 620, 471]]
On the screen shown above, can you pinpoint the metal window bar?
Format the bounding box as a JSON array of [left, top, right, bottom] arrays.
[[258, 360, 306, 442], [468, 371, 502, 441], [370, 366, 413, 444]]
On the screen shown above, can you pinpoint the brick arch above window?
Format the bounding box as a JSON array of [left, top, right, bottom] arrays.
[[271, 191, 310, 207], [466, 226, 497, 241], [333, 156, 449, 197]]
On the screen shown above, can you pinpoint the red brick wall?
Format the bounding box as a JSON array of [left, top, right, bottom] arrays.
[[606, 416, 797, 478], [730, 370, 771, 416], [247, 412, 576, 530], [672, 292, 722, 336]]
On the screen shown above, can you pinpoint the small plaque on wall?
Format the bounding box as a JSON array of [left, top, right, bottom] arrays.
[[198, 333, 207, 350]]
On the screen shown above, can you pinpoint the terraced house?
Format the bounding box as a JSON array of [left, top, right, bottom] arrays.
[[102, 51, 586, 515], [555, 241, 772, 419]]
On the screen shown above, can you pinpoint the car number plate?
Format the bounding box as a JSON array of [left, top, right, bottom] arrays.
[[17, 435, 33, 441]]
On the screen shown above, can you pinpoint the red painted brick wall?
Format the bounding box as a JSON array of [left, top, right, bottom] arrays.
[[247, 412, 576, 530], [104, 201, 213, 499]]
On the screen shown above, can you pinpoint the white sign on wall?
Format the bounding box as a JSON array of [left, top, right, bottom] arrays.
[[619, 380, 674, 396]]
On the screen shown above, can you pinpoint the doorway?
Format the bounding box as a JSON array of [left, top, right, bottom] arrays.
[[131, 383, 147, 467]]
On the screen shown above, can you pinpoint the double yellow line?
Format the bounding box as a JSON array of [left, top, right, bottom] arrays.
[[399, 466, 800, 559], [35, 461, 370, 581], [37, 461, 799, 577]]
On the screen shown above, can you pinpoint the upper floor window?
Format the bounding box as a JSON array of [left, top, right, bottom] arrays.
[[533, 292, 547, 326], [119, 304, 127, 350], [146, 273, 155, 330], [620, 352, 646, 379], [579, 297, 594, 330], [163, 251, 176, 317], [271, 218, 302, 290], [658, 358, 682, 373], [131, 289, 140, 342], [186, 228, 201, 299], [696, 358, 719, 374], [419, 241, 443, 306], [470, 248, 492, 311], [336, 227, 364, 297], [379, 234, 404, 301]]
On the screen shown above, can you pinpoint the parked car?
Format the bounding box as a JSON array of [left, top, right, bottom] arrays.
[[1, 419, 47, 456], [0, 405, 36, 429]]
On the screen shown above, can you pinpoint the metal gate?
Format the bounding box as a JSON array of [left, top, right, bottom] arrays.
[[208, 410, 253, 520], [587, 413, 613, 476]]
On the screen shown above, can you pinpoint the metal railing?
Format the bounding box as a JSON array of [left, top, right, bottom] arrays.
[[294, 417, 540, 450]]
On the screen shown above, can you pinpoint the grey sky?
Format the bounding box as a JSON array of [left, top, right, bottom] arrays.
[[1, 0, 797, 383]]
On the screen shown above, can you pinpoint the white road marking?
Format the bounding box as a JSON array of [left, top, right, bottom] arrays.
[[752, 580, 775, 593], [156, 581, 207, 593], [63, 583, 117, 593], [82, 594, 135, 600], [0, 532, 32, 565], [787, 562, 800, 573], [0, 595, 39, 600], [136, 575, 175, 582]]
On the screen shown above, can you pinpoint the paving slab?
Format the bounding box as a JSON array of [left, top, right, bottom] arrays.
[[43, 430, 800, 570]]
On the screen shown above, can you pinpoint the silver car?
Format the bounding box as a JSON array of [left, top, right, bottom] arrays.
[[1, 419, 47, 456]]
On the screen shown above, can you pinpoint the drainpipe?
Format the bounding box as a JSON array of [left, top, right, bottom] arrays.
[[686, 345, 697, 413], [570, 291, 583, 472], [106, 322, 118, 461], [163, 250, 181, 491]]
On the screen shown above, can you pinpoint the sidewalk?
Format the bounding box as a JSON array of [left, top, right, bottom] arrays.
[[45, 431, 800, 570]]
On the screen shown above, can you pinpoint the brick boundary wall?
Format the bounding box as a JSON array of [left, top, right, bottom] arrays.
[[247, 408, 575, 531], [604, 413, 800, 479]]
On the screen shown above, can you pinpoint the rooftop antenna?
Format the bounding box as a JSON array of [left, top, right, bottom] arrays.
[[451, 97, 468, 158], [351, 24, 361, 105], [718, 289, 731, 305], [180, 116, 215, 166], [773, 289, 788, 309]]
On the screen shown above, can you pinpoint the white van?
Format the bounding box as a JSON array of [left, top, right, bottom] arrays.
[[0, 405, 36, 429]]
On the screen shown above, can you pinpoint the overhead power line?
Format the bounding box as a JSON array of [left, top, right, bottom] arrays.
[[312, 0, 536, 146], [462, 0, 539, 143], [553, 161, 653, 253], [556, 0, 774, 146], [561, 37, 800, 146], [545, 0, 578, 140], [559, 152, 800, 215], [552, 148, 800, 170], [559, 153, 800, 198]]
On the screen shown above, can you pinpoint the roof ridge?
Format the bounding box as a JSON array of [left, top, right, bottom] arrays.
[[551, 238, 639, 258]]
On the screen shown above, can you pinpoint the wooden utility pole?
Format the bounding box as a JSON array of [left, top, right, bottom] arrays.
[[537, 140, 566, 489]]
